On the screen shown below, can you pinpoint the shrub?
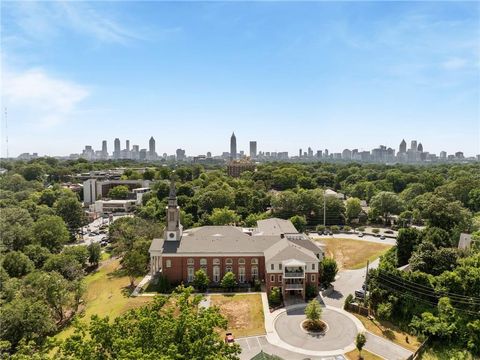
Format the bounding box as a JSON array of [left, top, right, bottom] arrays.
[[372, 228, 380, 234], [357, 226, 366, 232], [305, 299, 322, 322], [220, 271, 237, 291], [321, 258, 338, 285], [268, 287, 281, 306], [253, 279, 261, 292], [331, 225, 340, 233], [344, 294, 354, 310], [306, 284, 317, 299], [193, 269, 210, 292], [356, 333, 367, 358], [377, 302, 393, 320], [344, 225, 352, 232], [316, 225, 326, 232]]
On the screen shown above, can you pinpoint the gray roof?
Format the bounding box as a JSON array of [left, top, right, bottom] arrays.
[[458, 233, 472, 250], [263, 238, 318, 263], [288, 237, 324, 254], [256, 218, 298, 235]]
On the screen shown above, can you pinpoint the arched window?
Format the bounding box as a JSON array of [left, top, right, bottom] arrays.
[[200, 258, 207, 266], [238, 258, 245, 265], [187, 258, 194, 266], [251, 258, 258, 265], [213, 258, 220, 265], [225, 258, 233, 265]]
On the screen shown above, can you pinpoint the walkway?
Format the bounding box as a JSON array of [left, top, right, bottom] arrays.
[[131, 274, 152, 296]]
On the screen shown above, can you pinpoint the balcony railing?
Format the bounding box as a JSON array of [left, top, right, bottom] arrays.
[[284, 283, 303, 290], [284, 271, 305, 278]]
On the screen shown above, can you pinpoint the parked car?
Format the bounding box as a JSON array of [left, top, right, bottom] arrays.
[[380, 235, 386, 240], [224, 333, 235, 345], [355, 289, 366, 299], [358, 233, 364, 237], [328, 231, 333, 236]]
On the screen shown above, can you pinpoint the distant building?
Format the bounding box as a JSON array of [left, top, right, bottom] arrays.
[[410, 140, 417, 151], [83, 178, 151, 205], [342, 149, 352, 160], [440, 151, 447, 159], [230, 132, 237, 160], [176, 148, 186, 161], [458, 233, 473, 250], [399, 139, 407, 153], [113, 138, 121, 159], [249, 141, 257, 158], [227, 159, 256, 177], [148, 137, 157, 160], [299, 149, 302, 158]]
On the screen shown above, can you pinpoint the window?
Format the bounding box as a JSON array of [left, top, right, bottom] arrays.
[[311, 274, 316, 282], [278, 275, 282, 282], [165, 259, 171, 268], [226, 258, 233, 265], [279, 263, 282, 270], [312, 263, 316, 271], [226, 265, 232, 273], [270, 275, 275, 282], [239, 267, 245, 283], [213, 266, 220, 282], [238, 258, 245, 265], [187, 267, 194, 282], [187, 258, 194, 266], [213, 258, 220, 265], [251, 266, 258, 279], [200, 258, 207, 266], [251, 258, 258, 265], [271, 263, 274, 270]]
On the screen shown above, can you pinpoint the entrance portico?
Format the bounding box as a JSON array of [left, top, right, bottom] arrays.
[[282, 259, 306, 300]]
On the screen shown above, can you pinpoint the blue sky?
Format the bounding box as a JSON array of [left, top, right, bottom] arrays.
[[1, 1, 479, 157]]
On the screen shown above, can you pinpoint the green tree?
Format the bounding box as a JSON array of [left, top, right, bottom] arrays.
[[87, 243, 101, 267], [43, 253, 83, 281], [2, 251, 34, 278], [107, 185, 130, 199], [193, 269, 210, 292], [396, 227, 421, 266], [221, 271, 237, 292], [355, 333, 367, 359], [208, 207, 240, 225], [346, 197, 362, 223], [289, 215, 307, 232], [305, 298, 322, 322], [33, 215, 69, 253], [321, 258, 338, 285], [21, 164, 45, 181], [268, 287, 281, 306], [369, 191, 404, 225], [121, 250, 147, 287], [0, 207, 34, 251], [23, 244, 51, 268], [63, 246, 89, 268], [57, 286, 240, 359], [54, 196, 85, 235]]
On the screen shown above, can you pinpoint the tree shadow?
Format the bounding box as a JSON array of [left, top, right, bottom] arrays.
[[121, 285, 135, 297]]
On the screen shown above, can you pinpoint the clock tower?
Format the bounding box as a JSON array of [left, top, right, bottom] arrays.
[[165, 177, 182, 241]]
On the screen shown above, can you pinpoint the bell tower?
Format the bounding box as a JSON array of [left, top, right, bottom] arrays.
[[165, 177, 182, 241]]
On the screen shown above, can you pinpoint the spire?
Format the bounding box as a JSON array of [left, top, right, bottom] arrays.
[[169, 176, 176, 199]]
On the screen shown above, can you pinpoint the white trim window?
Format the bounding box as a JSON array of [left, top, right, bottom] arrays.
[[226, 265, 232, 273], [226, 258, 233, 265], [200, 258, 207, 271], [312, 263, 316, 271], [239, 267, 245, 283], [311, 274, 316, 282], [278, 275, 282, 282], [187, 258, 194, 266], [270, 275, 275, 282], [279, 263, 282, 270], [251, 266, 258, 279], [271, 263, 274, 270], [238, 258, 245, 265], [187, 267, 194, 282], [213, 266, 220, 282], [251, 258, 258, 265], [166, 259, 171, 268], [213, 258, 220, 265]]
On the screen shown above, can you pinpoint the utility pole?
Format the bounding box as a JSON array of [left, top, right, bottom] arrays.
[[364, 259, 370, 309], [323, 190, 326, 227]]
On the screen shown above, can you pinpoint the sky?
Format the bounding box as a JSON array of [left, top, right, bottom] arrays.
[[1, 1, 479, 157]]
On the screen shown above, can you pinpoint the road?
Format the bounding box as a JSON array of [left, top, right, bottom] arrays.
[[310, 232, 397, 246], [72, 214, 132, 246]]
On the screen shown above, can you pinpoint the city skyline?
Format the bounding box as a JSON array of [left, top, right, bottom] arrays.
[[1, 1, 479, 157]]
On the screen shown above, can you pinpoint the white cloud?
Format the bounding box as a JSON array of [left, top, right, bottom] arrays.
[[2, 68, 89, 127], [442, 57, 468, 70]]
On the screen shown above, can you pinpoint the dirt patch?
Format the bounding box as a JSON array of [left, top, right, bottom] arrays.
[[218, 301, 250, 329]]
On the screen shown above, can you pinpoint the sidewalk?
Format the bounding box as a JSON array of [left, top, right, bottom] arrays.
[[131, 274, 152, 296]]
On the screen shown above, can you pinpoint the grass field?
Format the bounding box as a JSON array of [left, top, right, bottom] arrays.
[[419, 343, 475, 360], [210, 294, 265, 338], [56, 258, 152, 340], [345, 349, 383, 360], [353, 313, 420, 352], [316, 238, 392, 269]]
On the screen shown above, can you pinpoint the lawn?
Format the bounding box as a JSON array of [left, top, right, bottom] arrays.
[[345, 349, 383, 360], [353, 313, 421, 352], [56, 258, 152, 340], [316, 238, 392, 270], [210, 294, 265, 338]]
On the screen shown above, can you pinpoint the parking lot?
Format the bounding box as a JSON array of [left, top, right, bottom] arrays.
[[237, 335, 346, 360]]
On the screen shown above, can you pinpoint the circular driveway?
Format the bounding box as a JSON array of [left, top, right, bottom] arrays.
[[274, 306, 357, 351]]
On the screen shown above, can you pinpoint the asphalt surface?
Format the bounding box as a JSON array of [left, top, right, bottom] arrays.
[[274, 306, 357, 351], [365, 332, 413, 360], [237, 335, 346, 360]]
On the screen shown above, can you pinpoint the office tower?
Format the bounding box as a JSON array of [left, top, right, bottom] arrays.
[[230, 132, 237, 160], [316, 150, 322, 158], [324, 149, 329, 157], [299, 149, 302, 157], [207, 152, 212, 158], [440, 151, 447, 159], [399, 139, 406, 153], [149, 136, 155, 154], [308, 147, 313, 157], [342, 149, 352, 160], [249, 141, 257, 158], [417, 143, 423, 152], [410, 140, 417, 151], [102, 140, 107, 153], [114, 138, 120, 159], [176, 148, 186, 161], [126, 140, 130, 151]]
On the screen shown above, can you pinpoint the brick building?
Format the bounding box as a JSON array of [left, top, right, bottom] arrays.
[[149, 180, 324, 300]]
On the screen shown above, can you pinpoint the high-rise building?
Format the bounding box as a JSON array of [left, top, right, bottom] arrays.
[[207, 152, 212, 158], [148, 137, 157, 160], [299, 149, 302, 158], [101, 140, 108, 159], [308, 147, 313, 157], [417, 143, 423, 152], [230, 132, 237, 160], [176, 148, 186, 161], [114, 138, 121, 159], [440, 151, 447, 159], [249, 141, 257, 158], [410, 140, 417, 151], [126, 140, 130, 151], [399, 139, 407, 153]]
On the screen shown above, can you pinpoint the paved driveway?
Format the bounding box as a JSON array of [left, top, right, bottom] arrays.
[[274, 306, 357, 351], [237, 335, 346, 360]]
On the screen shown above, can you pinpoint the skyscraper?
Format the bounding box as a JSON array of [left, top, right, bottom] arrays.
[[299, 149, 302, 157], [230, 132, 237, 160], [399, 139, 406, 153], [417, 143, 423, 152], [149, 137, 155, 153], [114, 138, 120, 159], [249, 141, 257, 158], [410, 140, 417, 151], [126, 140, 130, 151]]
